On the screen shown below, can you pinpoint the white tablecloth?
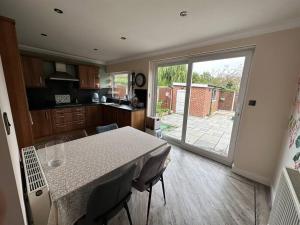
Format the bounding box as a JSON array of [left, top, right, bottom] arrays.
[[37, 127, 167, 225]]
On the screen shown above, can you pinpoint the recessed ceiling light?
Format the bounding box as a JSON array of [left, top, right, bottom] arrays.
[[93, 48, 99, 51], [180, 11, 188, 17], [54, 8, 63, 14], [120, 36, 127, 40], [41, 33, 48, 37]]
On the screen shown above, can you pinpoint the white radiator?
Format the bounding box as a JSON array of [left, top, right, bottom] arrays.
[[269, 167, 300, 225], [22, 146, 51, 225]]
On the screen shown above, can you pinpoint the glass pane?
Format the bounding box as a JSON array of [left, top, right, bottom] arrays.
[[185, 57, 246, 157], [113, 73, 128, 99], [156, 64, 188, 141]]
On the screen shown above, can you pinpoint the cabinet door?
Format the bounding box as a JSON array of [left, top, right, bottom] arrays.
[[22, 56, 44, 87], [131, 110, 145, 131], [116, 110, 131, 128], [31, 110, 52, 139], [79, 65, 89, 89], [89, 66, 99, 89], [86, 105, 102, 127], [102, 106, 117, 125]]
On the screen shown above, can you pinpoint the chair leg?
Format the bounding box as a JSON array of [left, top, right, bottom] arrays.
[[124, 201, 133, 225], [160, 174, 166, 205], [146, 183, 153, 225]]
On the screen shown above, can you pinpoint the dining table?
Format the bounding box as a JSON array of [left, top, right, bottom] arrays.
[[37, 126, 168, 225]]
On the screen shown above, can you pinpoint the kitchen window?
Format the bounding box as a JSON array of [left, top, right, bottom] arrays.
[[112, 72, 129, 99]]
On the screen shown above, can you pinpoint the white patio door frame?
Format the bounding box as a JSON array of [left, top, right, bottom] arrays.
[[151, 47, 254, 166]]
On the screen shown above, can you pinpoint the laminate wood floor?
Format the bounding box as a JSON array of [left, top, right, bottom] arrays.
[[109, 145, 270, 225]]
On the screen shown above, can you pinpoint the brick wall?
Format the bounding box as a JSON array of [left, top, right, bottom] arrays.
[[172, 85, 213, 117], [210, 89, 220, 114], [158, 87, 172, 109], [168, 85, 236, 117], [114, 85, 127, 98], [218, 91, 235, 111]]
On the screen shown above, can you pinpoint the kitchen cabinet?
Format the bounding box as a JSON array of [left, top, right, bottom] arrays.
[[79, 65, 99, 89], [30, 109, 52, 139], [21, 55, 44, 88], [101, 105, 145, 131], [85, 105, 102, 128], [101, 105, 117, 125], [52, 107, 85, 134], [0, 16, 34, 148]]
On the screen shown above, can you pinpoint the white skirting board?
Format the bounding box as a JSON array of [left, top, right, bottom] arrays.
[[232, 164, 271, 186]]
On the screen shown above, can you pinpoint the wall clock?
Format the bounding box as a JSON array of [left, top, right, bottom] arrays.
[[135, 73, 146, 87]]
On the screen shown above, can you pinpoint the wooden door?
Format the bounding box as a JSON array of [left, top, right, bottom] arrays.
[[31, 110, 52, 139], [0, 16, 33, 148], [21, 56, 44, 87]]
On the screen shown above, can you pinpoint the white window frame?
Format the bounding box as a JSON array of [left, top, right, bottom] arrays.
[[111, 72, 130, 99]]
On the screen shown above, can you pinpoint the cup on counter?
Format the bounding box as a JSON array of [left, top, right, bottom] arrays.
[[45, 139, 66, 168]]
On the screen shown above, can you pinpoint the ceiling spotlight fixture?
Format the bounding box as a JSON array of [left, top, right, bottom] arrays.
[[41, 33, 48, 37], [54, 8, 63, 14], [93, 48, 99, 51], [120, 36, 127, 40], [180, 11, 188, 17]]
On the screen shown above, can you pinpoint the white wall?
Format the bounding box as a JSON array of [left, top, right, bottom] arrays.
[[107, 28, 300, 186], [272, 81, 300, 200]]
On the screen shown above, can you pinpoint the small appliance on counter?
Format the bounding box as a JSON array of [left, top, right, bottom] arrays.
[[100, 95, 107, 103], [146, 116, 162, 138], [92, 93, 100, 103]]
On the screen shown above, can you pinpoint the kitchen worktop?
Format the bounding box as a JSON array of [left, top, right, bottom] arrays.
[[29, 102, 145, 111]]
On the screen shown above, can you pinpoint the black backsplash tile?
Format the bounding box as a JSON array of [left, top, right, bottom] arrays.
[[27, 80, 112, 110]]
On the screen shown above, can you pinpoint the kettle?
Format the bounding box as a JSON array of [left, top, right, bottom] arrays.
[[92, 93, 99, 103], [100, 96, 107, 103]]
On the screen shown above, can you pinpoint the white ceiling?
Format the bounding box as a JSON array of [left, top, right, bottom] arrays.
[[1, 0, 300, 64]]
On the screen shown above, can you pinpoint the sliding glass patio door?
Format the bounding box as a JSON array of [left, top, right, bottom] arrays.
[[155, 63, 189, 142], [153, 49, 253, 165]]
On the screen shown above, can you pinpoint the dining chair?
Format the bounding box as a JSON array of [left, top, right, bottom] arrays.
[[132, 146, 171, 225], [96, 123, 118, 134], [75, 165, 136, 225]]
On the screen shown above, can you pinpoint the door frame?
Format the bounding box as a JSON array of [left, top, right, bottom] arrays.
[[151, 47, 254, 166]]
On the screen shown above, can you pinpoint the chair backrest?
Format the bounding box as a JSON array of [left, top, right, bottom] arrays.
[[96, 123, 118, 134], [138, 145, 171, 185], [85, 165, 136, 223]]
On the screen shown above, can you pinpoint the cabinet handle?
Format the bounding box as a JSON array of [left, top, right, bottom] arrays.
[[39, 76, 42, 85], [45, 111, 48, 120]]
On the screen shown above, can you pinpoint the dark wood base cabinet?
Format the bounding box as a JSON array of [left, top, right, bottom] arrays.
[[101, 105, 145, 131], [31, 110, 52, 139], [31, 105, 145, 143]]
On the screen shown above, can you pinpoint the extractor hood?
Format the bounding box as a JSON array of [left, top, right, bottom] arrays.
[[48, 62, 79, 81]]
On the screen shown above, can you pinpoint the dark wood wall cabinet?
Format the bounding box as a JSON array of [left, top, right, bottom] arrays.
[[21, 56, 44, 88], [79, 65, 100, 89], [0, 16, 34, 148]]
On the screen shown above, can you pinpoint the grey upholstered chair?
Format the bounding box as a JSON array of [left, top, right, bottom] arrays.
[[96, 123, 118, 134], [75, 165, 136, 225], [132, 146, 171, 225]]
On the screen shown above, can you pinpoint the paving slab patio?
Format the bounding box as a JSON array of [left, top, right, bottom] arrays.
[[160, 110, 234, 156]]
